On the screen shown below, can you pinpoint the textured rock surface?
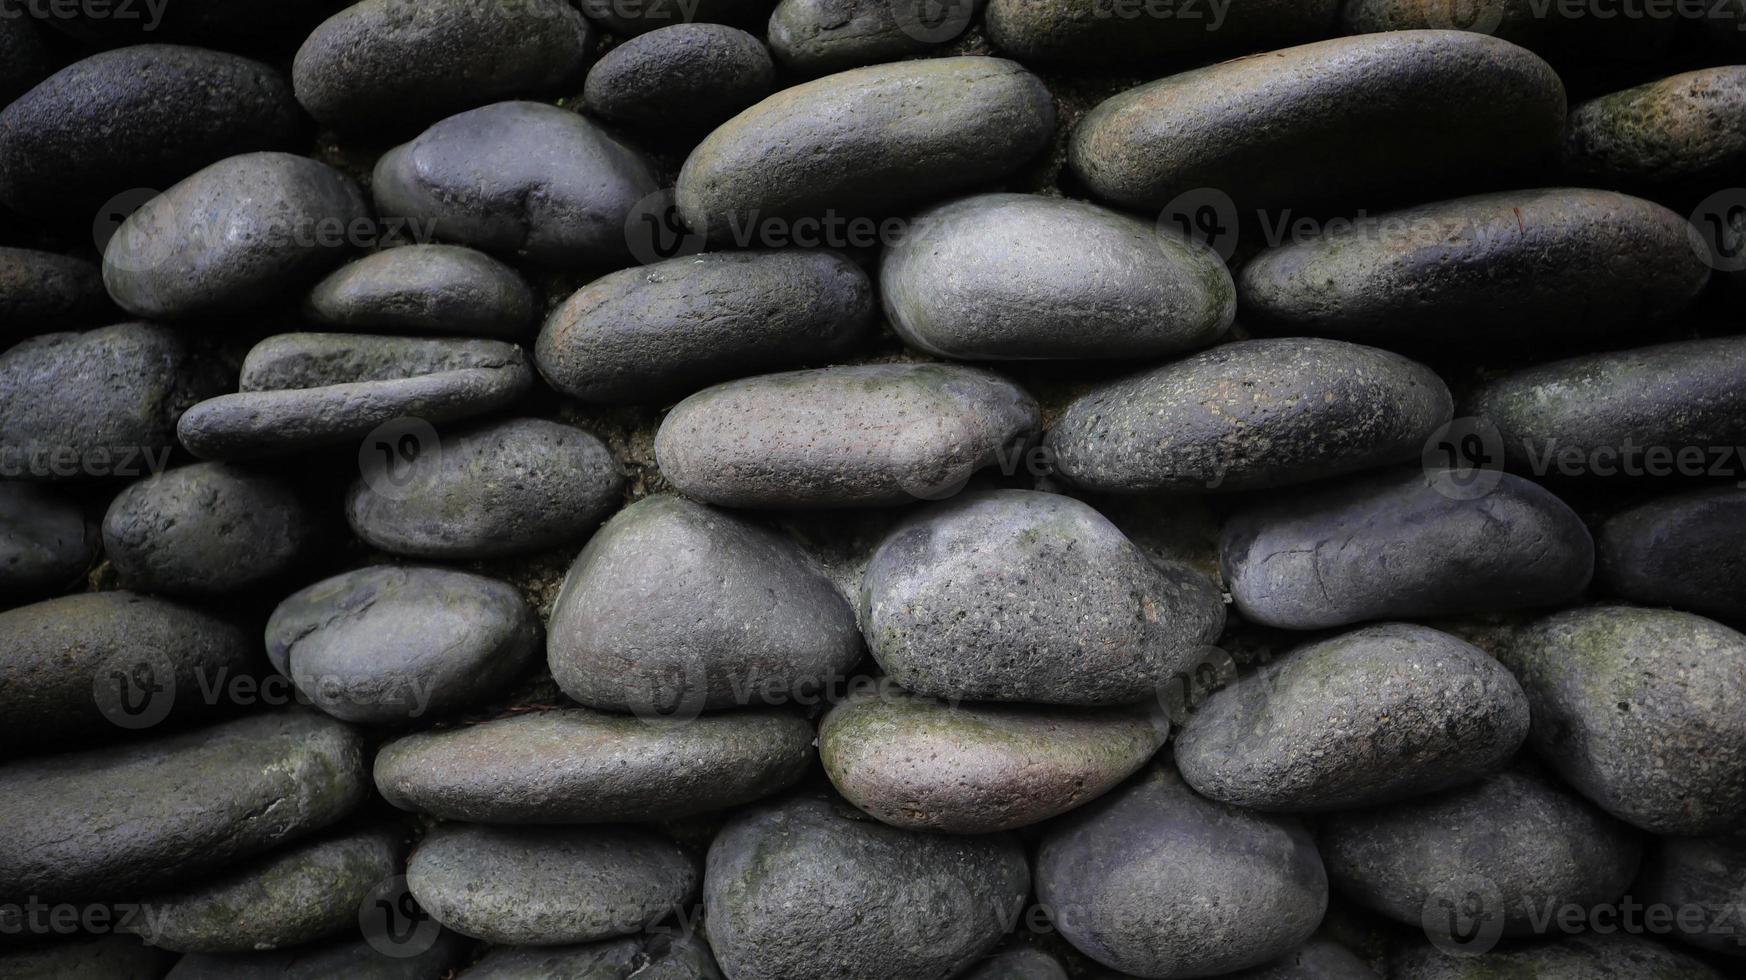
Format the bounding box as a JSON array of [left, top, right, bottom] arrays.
[[1222, 939, 1380, 979], [1634, 830, 1746, 957], [307, 245, 539, 339], [584, 24, 774, 134], [956, 947, 1069, 980], [0, 247, 114, 339], [1564, 67, 1746, 192], [988, 0, 1337, 64], [768, 0, 977, 74], [1597, 487, 1746, 620]]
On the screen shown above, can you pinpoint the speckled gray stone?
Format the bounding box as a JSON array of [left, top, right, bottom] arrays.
[[1177, 623, 1529, 812], [1389, 933, 1725, 979], [266, 565, 540, 725], [860, 490, 1224, 704], [675, 57, 1054, 242], [1634, 830, 1746, 957], [1597, 488, 1746, 621], [705, 791, 1029, 980], [1237, 189, 1710, 344], [1497, 606, 1746, 835], [345, 417, 622, 560], [0, 710, 368, 902], [0, 45, 302, 215], [306, 245, 539, 339], [408, 824, 699, 946], [536, 250, 873, 405], [1046, 338, 1452, 493], [373, 101, 658, 267], [0, 591, 254, 744], [0, 484, 95, 600], [375, 707, 814, 822], [546, 495, 861, 715], [1221, 939, 1380, 980], [656, 363, 1040, 507], [460, 933, 723, 979], [821, 687, 1168, 832], [293, 0, 591, 133], [1221, 468, 1593, 629], [584, 24, 773, 134], [1036, 764, 1328, 978], [1564, 67, 1746, 191], [988, 0, 1336, 64], [956, 948, 1068, 980], [768, 0, 978, 75], [0, 248, 113, 339], [126, 827, 400, 953], [0, 935, 175, 980], [1069, 31, 1564, 212], [881, 193, 1235, 360], [176, 332, 534, 460], [165, 931, 470, 980]]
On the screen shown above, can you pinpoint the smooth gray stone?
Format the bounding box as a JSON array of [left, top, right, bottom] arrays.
[[103, 152, 369, 319], [1221, 939, 1379, 980], [546, 495, 861, 715], [0, 45, 302, 215], [1220, 468, 1593, 629], [860, 490, 1224, 704], [1598, 488, 1746, 621], [408, 824, 699, 946], [655, 363, 1040, 507], [0, 17, 50, 107], [266, 565, 541, 725], [537, 249, 871, 405], [1388, 933, 1725, 979], [125, 827, 400, 953], [1467, 336, 1746, 476], [1046, 338, 1452, 493], [579, 0, 773, 36], [0, 323, 227, 482], [1321, 764, 1641, 934], [165, 931, 470, 980], [293, 0, 591, 133], [584, 24, 773, 134], [1036, 764, 1328, 978], [705, 792, 1029, 980], [987, 0, 1337, 64], [0, 935, 176, 980], [306, 245, 539, 339], [1177, 623, 1529, 812], [1237, 189, 1710, 344], [176, 332, 534, 460], [1634, 830, 1746, 957], [0, 483, 96, 599], [1564, 67, 1746, 191], [820, 687, 1167, 833], [375, 707, 814, 822], [0, 248, 113, 338], [0, 710, 368, 902], [373, 102, 658, 267], [880, 193, 1234, 360], [768, 0, 978, 75], [1068, 31, 1564, 212], [956, 948, 1068, 980], [459, 932, 722, 979], [1496, 606, 1746, 835], [103, 462, 320, 597], [345, 417, 623, 560], [675, 57, 1054, 242], [0, 591, 254, 744]]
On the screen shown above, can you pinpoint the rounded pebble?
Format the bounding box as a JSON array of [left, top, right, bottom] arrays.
[[584, 24, 774, 135], [1634, 830, 1746, 958], [0, 248, 114, 339], [987, 0, 1338, 64], [767, 0, 976, 75], [1597, 487, 1746, 621], [1564, 67, 1746, 193], [306, 245, 539, 339]]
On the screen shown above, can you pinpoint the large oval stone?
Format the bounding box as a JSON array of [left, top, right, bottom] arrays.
[[0, 484, 96, 601], [1564, 67, 1746, 193], [375, 707, 815, 822], [1597, 487, 1746, 621], [656, 363, 1040, 507], [306, 244, 539, 339], [1046, 338, 1452, 493], [881, 193, 1235, 360], [987, 0, 1337, 64]]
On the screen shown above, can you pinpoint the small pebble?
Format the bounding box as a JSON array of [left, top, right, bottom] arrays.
[[306, 245, 540, 339], [585, 24, 774, 135]]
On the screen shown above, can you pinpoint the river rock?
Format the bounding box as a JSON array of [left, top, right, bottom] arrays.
[[1564, 67, 1746, 192], [1237, 189, 1710, 344], [0, 45, 302, 216], [546, 495, 861, 715], [675, 57, 1054, 241], [306, 245, 539, 339], [705, 791, 1029, 980], [0, 710, 368, 902], [768, 0, 979, 74], [1634, 830, 1746, 957], [988, 0, 1337, 64], [1176, 623, 1529, 811], [536, 249, 873, 405], [408, 824, 699, 945], [0, 936, 176, 980], [1221, 468, 1593, 629], [860, 490, 1224, 704], [126, 827, 400, 953], [881, 193, 1234, 360], [103, 462, 321, 597], [957, 948, 1068, 980], [375, 707, 814, 822], [345, 417, 622, 560], [176, 332, 534, 460], [579, 0, 773, 36], [1037, 764, 1327, 978], [266, 565, 540, 725], [0, 248, 114, 338], [656, 363, 1039, 507], [821, 687, 1167, 832], [165, 932, 470, 980], [584, 24, 773, 135], [461, 933, 723, 979], [0, 323, 227, 482], [1597, 488, 1746, 620], [373, 101, 658, 267], [1068, 30, 1564, 212], [103, 152, 370, 319], [293, 0, 592, 134], [0, 484, 96, 601], [1046, 338, 1451, 493], [1498, 606, 1746, 835], [1391, 933, 1724, 979], [0, 591, 255, 744]]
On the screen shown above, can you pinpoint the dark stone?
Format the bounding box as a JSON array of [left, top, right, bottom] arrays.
[[0, 248, 115, 339], [956, 948, 1069, 980], [458, 932, 722, 979], [1597, 487, 1746, 621], [987, 0, 1337, 64], [0, 936, 176, 980], [1388, 933, 1724, 979], [584, 24, 773, 134], [1564, 67, 1746, 193], [164, 931, 470, 980], [0, 484, 96, 601], [306, 245, 539, 339], [1634, 830, 1746, 958], [768, 0, 977, 75]]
